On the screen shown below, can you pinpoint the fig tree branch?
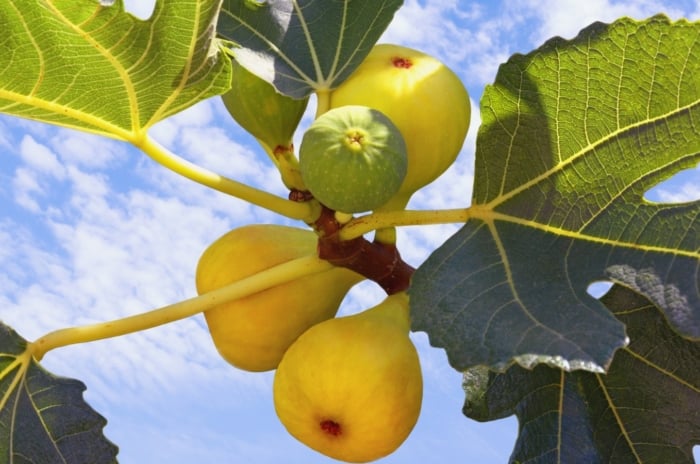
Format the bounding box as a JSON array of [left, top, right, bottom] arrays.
[[313, 207, 416, 294]]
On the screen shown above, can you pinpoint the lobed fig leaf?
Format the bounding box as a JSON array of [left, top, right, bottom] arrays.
[[299, 105, 407, 214], [329, 44, 471, 210], [273, 292, 422, 463], [195, 224, 362, 372]]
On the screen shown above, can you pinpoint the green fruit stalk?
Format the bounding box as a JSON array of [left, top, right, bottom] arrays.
[[221, 58, 308, 190], [299, 105, 408, 214]]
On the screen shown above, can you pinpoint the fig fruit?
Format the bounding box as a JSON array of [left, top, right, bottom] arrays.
[[329, 44, 471, 210], [298, 105, 407, 213], [221, 58, 308, 190], [195, 224, 362, 372], [222, 58, 308, 152], [273, 292, 422, 463]]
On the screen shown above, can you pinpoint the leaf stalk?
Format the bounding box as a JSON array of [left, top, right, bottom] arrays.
[[339, 208, 471, 240], [135, 135, 318, 222]]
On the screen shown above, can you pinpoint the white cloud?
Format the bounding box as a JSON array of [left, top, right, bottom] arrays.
[[19, 135, 66, 179], [655, 181, 700, 203], [382, 0, 482, 62], [122, 0, 155, 20], [12, 168, 43, 212], [0, 118, 14, 150], [520, 0, 689, 45], [50, 131, 127, 170]]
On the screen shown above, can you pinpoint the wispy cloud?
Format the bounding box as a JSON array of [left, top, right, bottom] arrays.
[[653, 178, 700, 203], [520, 0, 689, 46], [1, 108, 276, 413]]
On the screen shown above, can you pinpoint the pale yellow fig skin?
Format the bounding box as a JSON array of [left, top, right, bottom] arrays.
[[273, 292, 423, 463], [195, 224, 362, 372], [329, 44, 471, 210]]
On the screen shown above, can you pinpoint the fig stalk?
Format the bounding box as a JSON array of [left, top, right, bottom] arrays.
[[30, 255, 333, 361]]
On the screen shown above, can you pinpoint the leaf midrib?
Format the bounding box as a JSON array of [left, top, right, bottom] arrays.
[[469, 205, 700, 259], [45, 2, 140, 134], [0, 89, 132, 140], [220, 4, 315, 87], [484, 97, 700, 216]]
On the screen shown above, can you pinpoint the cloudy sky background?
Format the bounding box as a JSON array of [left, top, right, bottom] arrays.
[[1, 0, 699, 462]]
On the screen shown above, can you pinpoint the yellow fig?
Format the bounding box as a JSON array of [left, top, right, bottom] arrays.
[[273, 292, 422, 463], [195, 224, 362, 372], [329, 44, 471, 210]]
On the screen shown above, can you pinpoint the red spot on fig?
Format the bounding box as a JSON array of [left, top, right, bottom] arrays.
[[392, 56, 413, 69], [320, 419, 342, 436]]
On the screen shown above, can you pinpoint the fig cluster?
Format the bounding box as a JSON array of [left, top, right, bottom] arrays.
[[210, 43, 470, 461], [196, 225, 422, 462], [195, 224, 361, 371], [221, 43, 470, 215]]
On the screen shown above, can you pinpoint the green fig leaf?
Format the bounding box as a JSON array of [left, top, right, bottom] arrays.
[[411, 15, 700, 372], [217, 0, 403, 98], [0, 0, 231, 141], [463, 285, 700, 463], [0, 322, 118, 463]]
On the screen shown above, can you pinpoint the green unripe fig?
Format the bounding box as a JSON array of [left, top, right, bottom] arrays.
[[299, 105, 408, 213], [329, 44, 471, 211], [274, 292, 423, 462], [196, 224, 362, 372], [222, 58, 309, 152]]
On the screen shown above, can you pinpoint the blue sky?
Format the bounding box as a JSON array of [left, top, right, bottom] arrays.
[[1, 0, 699, 463]]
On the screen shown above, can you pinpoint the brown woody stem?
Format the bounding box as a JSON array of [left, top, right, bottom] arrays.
[[310, 206, 415, 294]]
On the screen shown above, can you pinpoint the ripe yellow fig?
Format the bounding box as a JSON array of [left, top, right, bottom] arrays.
[[195, 224, 362, 372], [273, 292, 423, 462], [329, 44, 471, 210]]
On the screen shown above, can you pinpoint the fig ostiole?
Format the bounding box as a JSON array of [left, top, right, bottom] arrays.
[[329, 44, 471, 211], [273, 292, 422, 462], [299, 105, 408, 214]]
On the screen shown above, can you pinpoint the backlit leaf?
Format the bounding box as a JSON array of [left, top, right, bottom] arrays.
[[0, 0, 231, 140], [411, 15, 700, 372], [217, 0, 403, 97]]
